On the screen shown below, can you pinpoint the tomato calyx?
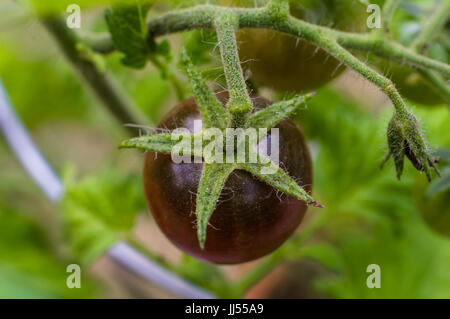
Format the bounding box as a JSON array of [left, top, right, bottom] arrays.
[[120, 49, 321, 249], [381, 111, 441, 181]]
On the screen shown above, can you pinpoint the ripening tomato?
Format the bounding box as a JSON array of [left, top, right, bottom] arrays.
[[224, 0, 367, 92], [143, 92, 313, 264]]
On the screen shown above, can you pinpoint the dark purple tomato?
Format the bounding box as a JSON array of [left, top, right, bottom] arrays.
[[143, 92, 313, 264]]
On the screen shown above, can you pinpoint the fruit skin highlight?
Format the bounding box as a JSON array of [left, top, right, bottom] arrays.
[[143, 92, 313, 264]]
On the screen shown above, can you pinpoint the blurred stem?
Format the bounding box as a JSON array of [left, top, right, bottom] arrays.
[[86, 3, 450, 78], [323, 40, 409, 116], [126, 237, 174, 271], [169, 74, 186, 102], [381, 0, 400, 33], [411, 1, 450, 54], [41, 17, 146, 135], [233, 252, 284, 297], [82, 33, 116, 55], [84, 33, 185, 102], [418, 70, 450, 105], [233, 209, 329, 297], [408, 2, 450, 104], [149, 56, 186, 102]]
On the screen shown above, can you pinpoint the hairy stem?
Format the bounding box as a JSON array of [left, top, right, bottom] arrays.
[[334, 32, 450, 78], [88, 3, 450, 78], [321, 40, 409, 116], [214, 12, 252, 120], [42, 17, 146, 135]]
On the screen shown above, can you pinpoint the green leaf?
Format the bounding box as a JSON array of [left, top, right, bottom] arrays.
[[183, 30, 218, 65], [61, 168, 146, 264], [105, 1, 152, 69]]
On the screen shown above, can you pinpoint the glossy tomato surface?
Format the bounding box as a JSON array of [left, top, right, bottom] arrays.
[[227, 0, 366, 92], [143, 92, 313, 264]]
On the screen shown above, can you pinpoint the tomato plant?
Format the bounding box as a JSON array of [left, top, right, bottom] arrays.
[[115, 0, 443, 271], [2, 0, 449, 300]]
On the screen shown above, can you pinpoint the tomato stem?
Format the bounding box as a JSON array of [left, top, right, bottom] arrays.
[[214, 12, 253, 120]]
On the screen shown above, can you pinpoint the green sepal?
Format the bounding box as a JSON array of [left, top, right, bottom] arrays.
[[181, 48, 229, 129], [383, 111, 440, 181], [119, 132, 203, 157], [245, 93, 315, 130], [239, 155, 322, 207], [196, 163, 235, 249]]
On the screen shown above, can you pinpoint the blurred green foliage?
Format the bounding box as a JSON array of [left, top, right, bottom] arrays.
[[0, 0, 449, 299], [61, 167, 146, 264], [0, 43, 91, 128], [0, 203, 97, 298], [296, 89, 450, 298]]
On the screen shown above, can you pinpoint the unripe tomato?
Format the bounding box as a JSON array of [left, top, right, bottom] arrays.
[[225, 0, 367, 92], [143, 92, 313, 264]]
